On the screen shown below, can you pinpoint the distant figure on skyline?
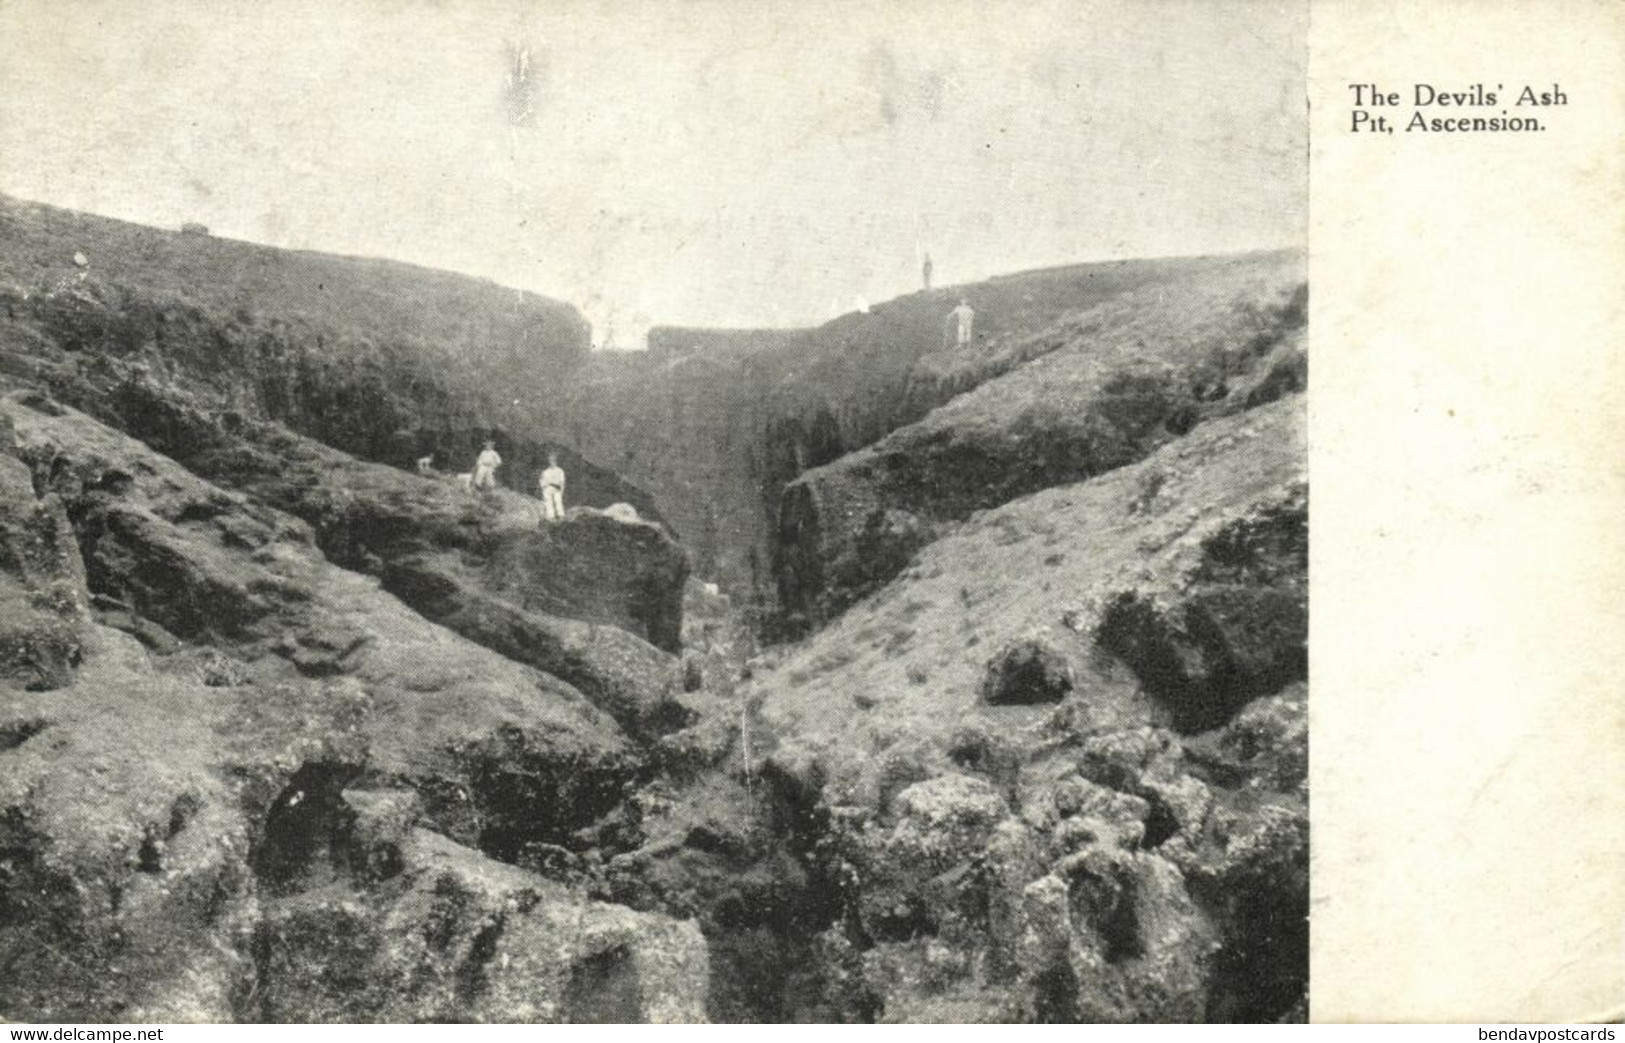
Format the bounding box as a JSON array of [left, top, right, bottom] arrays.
[[538, 451, 566, 522], [922, 253, 933, 291], [471, 440, 502, 493], [946, 297, 975, 348]]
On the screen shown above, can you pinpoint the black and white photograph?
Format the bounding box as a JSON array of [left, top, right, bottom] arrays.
[[0, 0, 1318, 1025]]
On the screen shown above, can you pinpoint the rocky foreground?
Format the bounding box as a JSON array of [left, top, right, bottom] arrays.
[[0, 197, 1306, 1022]]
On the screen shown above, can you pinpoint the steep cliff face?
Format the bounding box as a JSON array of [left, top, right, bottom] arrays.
[[547, 350, 776, 619]]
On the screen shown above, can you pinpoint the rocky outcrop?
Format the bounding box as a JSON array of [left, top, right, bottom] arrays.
[[0, 438, 87, 691], [251, 820, 708, 1023], [1095, 498, 1307, 732], [0, 629, 259, 1021], [745, 395, 1307, 1022], [1, 392, 642, 847], [0, 630, 708, 1022], [192, 423, 689, 657], [100, 373, 687, 653], [0, 392, 710, 1023], [775, 265, 1306, 630], [1, 374, 693, 737]]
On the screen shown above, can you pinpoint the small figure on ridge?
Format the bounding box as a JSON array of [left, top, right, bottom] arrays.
[[945, 297, 975, 349], [471, 440, 502, 494], [538, 451, 566, 522]]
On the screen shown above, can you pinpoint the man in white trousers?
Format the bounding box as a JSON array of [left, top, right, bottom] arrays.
[[538, 451, 566, 522]]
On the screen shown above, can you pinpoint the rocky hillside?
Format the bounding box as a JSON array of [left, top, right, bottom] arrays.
[[619, 396, 1308, 1022], [542, 258, 1308, 1021], [0, 194, 662, 519], [0, 201, 710, 1021], [757, 399, 1306, 1020], [0, 194, 589, 398], [541, 250, 1302, 631], [0, 390, 705, 1021], [775, 260, 1305, 631], [0, 199, 1306, 1023]]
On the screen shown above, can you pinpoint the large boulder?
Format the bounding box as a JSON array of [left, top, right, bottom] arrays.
[[811, 763, 1221, 1023], [1094, 491, 1307, 732], [1019, 847, 1214, 1022], [252, 825, 708, 1023]]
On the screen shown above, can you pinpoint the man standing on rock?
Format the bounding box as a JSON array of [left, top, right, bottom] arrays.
[[946, 297, 975, 348], [471, 440, 502, 494], [538, 451, 566, 522]]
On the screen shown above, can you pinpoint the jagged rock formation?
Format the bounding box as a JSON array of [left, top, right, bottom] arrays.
[[0, 197, 1306, 1023]]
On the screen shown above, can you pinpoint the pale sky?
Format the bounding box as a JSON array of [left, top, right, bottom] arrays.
[[0, 0, 1306, 347]]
